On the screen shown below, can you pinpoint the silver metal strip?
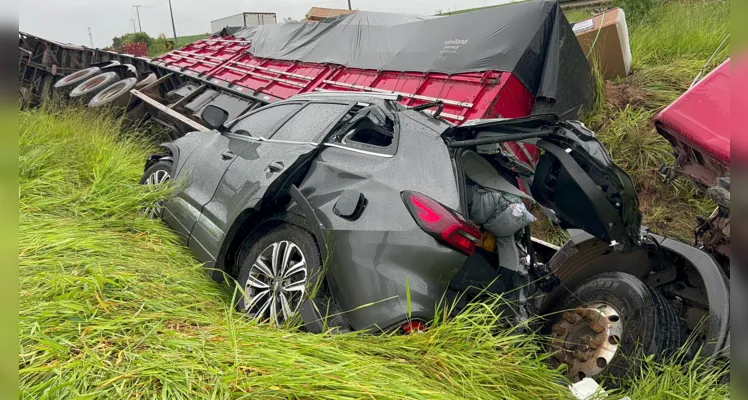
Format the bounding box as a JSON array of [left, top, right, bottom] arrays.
[[131, 89, 210, 132], [231, 61, 315, 80], [204, 39, 252, 44], [221, 65, 306, 88], [174, 50, 225, 62], [303, 89, 401, 101], [421, 108, 465, 121], [323, 143, 394, 158], [531, 236, 560, 251], [321, 80, 473, 108], [170, 53, 219, 66]]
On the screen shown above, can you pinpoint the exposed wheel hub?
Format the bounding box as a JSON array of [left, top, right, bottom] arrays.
[[244, 240, 308, 326], [550, 303, 623, 382], [142, 169, 170, 218]]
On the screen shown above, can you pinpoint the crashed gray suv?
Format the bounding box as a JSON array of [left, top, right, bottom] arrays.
[[141, 92, 729, 383]]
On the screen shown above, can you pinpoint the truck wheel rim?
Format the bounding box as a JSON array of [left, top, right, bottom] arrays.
[[77, 75, 107, 92], [142, 169, 170, 218], [550, 303, 623, 382], [245, 240, 307, 326], [55, 67, 98, 86], [97, 82, 126, 102]]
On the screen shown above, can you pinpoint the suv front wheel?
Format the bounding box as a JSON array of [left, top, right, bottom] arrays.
[[234, 224, 323, 327], [139, 159, 173, 218]]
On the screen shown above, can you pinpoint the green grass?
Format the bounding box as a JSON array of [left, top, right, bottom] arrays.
[[563, 8, 596, 23], [19, 107, 580, 399], [18, 106, 729, 400], [148, 33, 211, 58], [591, 0, 729, 242], [536, 0, 729, 245], [19, 1, 732, 398]]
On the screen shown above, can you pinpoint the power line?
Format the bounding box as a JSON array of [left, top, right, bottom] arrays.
[[168, 0, 178, 43], [142, 0, 167, 8], [133, 5, 143, 32]]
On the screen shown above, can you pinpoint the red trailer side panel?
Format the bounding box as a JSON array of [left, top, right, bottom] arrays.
[[153, 35, 536, 127], [655, 59, 730, 165], [153, 34, 539, 166]]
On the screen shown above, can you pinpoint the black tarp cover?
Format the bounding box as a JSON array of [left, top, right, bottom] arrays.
[[224, 0, 594, 119]]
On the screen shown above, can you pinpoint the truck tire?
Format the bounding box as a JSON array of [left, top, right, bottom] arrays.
[[69, 72, 120, 103], [549, 272, 684, 386], [135, 73, 157, 89], [53, 67, 101, 96], [88, 77, 138, 108]]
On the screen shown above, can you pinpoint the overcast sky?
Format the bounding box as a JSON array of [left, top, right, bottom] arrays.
[[19, 0, 513, 48]]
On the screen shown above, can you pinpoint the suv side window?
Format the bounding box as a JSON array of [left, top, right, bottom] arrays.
[[230, 103, 303, 137], [271, 103, 350, 143], [326, 103, 398, 156]]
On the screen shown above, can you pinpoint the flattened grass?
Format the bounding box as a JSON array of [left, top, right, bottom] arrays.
[[19, 104, 728, 400], [19, 2, 732, 395], [19, 107, 575, 399]]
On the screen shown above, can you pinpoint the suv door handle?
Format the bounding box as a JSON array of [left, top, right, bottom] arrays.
[[268, 161, 284, 172], [221, 151, 235, 160]]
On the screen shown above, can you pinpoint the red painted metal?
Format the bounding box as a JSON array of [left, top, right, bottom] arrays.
[[656, 59, 730, 166], [153, 34, 539, 165], [153, 34, 536, 125], [654, 59, 730, 189], [153, 35, 252, 75]]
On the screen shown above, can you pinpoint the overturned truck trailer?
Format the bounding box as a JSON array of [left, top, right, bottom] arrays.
[[20, 0, 593, 169]]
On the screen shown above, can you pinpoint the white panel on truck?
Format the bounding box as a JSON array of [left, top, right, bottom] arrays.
[[210, 13, 246, 33], [244, 13, 277, 27]]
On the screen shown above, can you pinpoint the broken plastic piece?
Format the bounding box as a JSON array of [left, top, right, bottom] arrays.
[[568, 377, 607, 399]]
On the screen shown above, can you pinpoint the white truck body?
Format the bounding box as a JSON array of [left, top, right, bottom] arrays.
[[210, 12, 277, 33]]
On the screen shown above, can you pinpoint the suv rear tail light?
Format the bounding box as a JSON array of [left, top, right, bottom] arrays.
[[400, 320, 426, 334], [401, 190, 481, 255]]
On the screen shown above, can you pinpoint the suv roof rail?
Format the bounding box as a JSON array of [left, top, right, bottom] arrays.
[[292, 90, 402, 101]]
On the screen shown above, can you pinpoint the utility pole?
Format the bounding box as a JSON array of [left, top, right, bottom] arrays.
[[133, 5, 143, 32], [87, 27, 93, 47], [168, 0, 178, 43], [130, 18, 137, 34], [347, 0, 352, 10]]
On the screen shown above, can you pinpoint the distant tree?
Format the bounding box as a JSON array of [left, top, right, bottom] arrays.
[[435, 8, 444, 15], [111, 32, 153, 48], [128, 32, 152, 45], [282, 16, 297, 22]]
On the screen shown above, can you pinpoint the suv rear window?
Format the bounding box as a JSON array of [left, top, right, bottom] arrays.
[[327, 104, 397, 155], [230, 103, 302, 137], [271, 103, 350, 143]]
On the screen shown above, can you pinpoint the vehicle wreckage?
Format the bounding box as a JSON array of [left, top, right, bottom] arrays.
[[19, 0, 729, 384]]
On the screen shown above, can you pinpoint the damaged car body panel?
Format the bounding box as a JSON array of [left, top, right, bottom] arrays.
[[143, 92, 729, 381], [292, 107, 465, 331], [165, 97, 359, 271], [160, 100, 646, 331], [444, 114, 643, 250]]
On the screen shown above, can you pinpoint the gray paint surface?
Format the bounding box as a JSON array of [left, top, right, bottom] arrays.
[[156, 93, 727, 345], [297, 111, 463, 330]]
